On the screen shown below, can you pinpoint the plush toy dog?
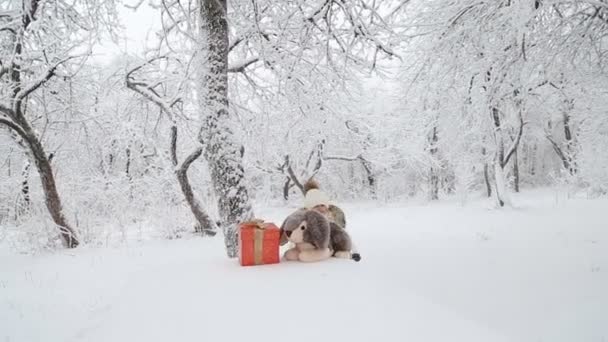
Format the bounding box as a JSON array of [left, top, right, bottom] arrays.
[[280, 208, 361, 263]]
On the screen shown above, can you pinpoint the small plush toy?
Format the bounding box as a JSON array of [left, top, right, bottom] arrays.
[[280, 208, 361, 263], [302, 179, 346, 228]]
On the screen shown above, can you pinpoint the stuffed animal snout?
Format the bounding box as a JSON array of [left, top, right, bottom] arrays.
[[284, 221, 307, 243]]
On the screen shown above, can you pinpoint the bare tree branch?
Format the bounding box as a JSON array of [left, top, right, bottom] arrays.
[[126, 58, 178, 124], [0, 103, 14, 118], [179, 146, 204, 174], [170, 125, 178, 166], [324, 154, 375, 189], [229, 33, 249, 52], [228, 57, 260, 73], [13, 56, 79, 113], [124, 0, 146, 10], [0, 117, 27, 141], [284, 155, 305, 193]]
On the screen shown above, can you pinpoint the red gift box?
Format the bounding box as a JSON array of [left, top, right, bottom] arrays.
[[238, 220, 281, 266]]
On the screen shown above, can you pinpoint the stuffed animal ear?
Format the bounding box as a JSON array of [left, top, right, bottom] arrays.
[[279, 227, 289, 246], [278, 219, 288, 246], [279, 208, 307, 246], [303, 210, 331, 249]]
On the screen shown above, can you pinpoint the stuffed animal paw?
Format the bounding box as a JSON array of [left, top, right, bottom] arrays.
[[298, 248, 332, 262], [283, 247, 300, 261]]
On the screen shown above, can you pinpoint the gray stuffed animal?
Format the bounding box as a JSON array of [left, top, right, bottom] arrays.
[[280, 208, 361, 262]]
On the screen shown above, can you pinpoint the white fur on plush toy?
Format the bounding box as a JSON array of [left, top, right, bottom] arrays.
[[284, 243, 332, 263], [284, 247, 300, 261], [284, 242, 313, 261], [299, 248, 332, 262], [333, 251, 352, 259]]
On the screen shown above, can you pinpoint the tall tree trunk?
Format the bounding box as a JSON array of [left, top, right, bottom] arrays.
[[125, 147, 132, 179], [429, 126, 439, 201], [429, 175, 439, 200], [491, 106, 509, 207], [199, 0, 253, 258], [283, 177, 292, 200], [530, 143, 536, 177], [176, 150, 217, 236], [360, 157, 377, 199], [563, 112, 577, 175], [493, 159, 507, 207], [513, 148, 520, 193], [21, 160, 31, 211], [482, 146, 492, 197], [491, 105, 523, 206], [33, 145, 78, 247], [3, 119, 80, 248], [483, 162, 492, 197], [547, 106, 577, 175]]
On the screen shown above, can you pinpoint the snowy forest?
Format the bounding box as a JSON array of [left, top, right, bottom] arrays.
[[2, 1, 608, 341], [2, 0, 607, 253]]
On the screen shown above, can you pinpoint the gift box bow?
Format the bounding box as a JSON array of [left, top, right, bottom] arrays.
[[240, 218, 267, 229]]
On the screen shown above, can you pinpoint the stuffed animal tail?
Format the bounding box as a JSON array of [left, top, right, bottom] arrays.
[[351, 241, 361, 262]]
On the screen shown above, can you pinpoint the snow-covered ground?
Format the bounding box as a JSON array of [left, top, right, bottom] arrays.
[[1, 190, 607, 342]]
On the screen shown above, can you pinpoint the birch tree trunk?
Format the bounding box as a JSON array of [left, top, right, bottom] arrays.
[[20, 160, 31, 211], [491, 107, 510, 207], [547, 109, 577, 175], [198, 0, 253, 258], [482, 146, 492, 198], [429, 126, 439, 201], [493, 158, 509, 207], [562, 112, 577, 174], [490, 106, 523, 207]]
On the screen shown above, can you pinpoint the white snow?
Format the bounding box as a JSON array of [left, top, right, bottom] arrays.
[[1, 190, 607, 342]]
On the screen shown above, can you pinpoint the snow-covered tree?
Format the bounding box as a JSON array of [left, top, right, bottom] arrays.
[[0, 0, 118, 247]]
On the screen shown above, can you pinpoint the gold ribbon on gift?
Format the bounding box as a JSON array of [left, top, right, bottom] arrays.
[[254, 228, 265, 265], [242, 219, 267, 265]]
